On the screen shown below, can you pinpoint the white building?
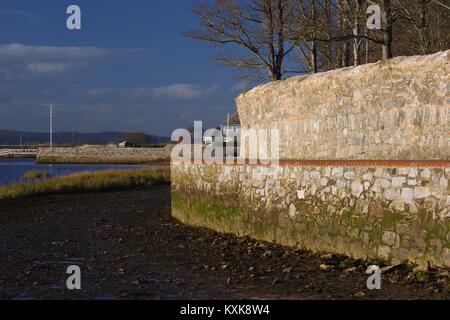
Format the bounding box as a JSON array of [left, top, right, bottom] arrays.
[[220, 112, 241, 143]]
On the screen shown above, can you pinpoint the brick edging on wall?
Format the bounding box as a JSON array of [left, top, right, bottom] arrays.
[[171, 159, 450, 167]]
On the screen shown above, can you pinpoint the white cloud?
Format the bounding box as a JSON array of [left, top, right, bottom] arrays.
[[0, 43, 108, 61], [26, 63, 73, 74], [148, 84, 218, 99], [0, 43, 109, 78], [86, 84, 219, 100]]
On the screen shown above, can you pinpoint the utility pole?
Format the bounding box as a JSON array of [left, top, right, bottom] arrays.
[[43, 103, 61, 149], [50, 104, 53, 148]]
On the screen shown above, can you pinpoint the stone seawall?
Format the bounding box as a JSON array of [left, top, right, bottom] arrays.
[[37, 145, 173, 164], [172, 51, 449, 268], [172, 161, 450, 268], [236, 51, 449, 160]]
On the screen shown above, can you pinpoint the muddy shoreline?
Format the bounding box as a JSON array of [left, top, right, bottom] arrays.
[[0, 186, 448, 300]]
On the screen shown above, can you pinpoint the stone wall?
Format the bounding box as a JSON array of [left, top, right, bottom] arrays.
[[172, 51, 449, 268], [37, 145, 173, 164], [172, 162, 450, 268], [236, 50, 449, 160]]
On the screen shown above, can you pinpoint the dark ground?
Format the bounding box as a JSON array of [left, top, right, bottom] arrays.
[[0, 186, 448, 300]]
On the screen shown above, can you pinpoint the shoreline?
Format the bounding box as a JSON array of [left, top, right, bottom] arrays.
[[0, 187, 448, 300], [35, 160, 170, 165], [36, 145, 173, 165]]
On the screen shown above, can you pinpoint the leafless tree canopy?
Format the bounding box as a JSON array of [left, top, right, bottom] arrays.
[[186, 0, 298, 81], [187, 0, 450, 82]]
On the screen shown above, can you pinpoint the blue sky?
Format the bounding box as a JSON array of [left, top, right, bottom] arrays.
[[0, 0, 250, 136]]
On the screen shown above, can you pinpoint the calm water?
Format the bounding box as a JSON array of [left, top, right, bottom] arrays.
[[0, 159, 144, 186]]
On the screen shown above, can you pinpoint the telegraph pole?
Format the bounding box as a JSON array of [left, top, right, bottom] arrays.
[[43, 103, 61, 149], [49, 104, 53, 148]]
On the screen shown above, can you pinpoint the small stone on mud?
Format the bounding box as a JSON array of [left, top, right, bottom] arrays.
[[381, 264, 403, 274], [282, 267, 293, 273], [354, 291, 366, 298], [320, 264, 332, 271], [343, 267, 357, 274], [262, 250, 272, 257]]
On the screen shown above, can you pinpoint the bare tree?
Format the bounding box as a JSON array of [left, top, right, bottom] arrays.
[[187, 0, 297, 81], [395, 0, 450, 56], [298, 0, 320, 72], [187, 0, 449, 82]]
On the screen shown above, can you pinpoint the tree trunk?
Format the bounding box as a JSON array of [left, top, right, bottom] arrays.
[[342, 41, 350, 67], [311, 41, 318, 73], [363, 0, 370, 64], [353, 0, 360, 66], [382, 0, 393, 60], [273, 69, 282, 81], [418, 0, 430, 55], [310, 0, 318, 73]]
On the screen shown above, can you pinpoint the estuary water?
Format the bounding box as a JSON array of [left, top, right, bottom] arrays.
[[0, 159, 143, 186]]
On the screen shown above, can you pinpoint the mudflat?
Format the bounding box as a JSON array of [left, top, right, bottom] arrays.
[[0, 186, 448, 299]]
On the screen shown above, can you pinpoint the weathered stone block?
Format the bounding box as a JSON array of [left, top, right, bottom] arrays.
[[401, 188, 414, 202], [351, 181, 364, 197], [384, 189, 400, 201], [392, 176, 406, 188], [414, 187, 431, 199]]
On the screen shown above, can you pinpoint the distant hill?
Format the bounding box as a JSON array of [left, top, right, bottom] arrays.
[[0, 130, 171, 146]]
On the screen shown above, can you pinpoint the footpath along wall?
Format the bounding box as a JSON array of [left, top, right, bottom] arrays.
[[171, 51, 450, 268]]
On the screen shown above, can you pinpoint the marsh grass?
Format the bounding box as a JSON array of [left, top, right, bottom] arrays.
[[0, 167, 170, 200], [22, 171, 52, 179]]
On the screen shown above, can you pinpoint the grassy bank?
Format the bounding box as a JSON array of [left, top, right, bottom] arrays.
[[0, 167, 170, 200], [22, 171, 52, 179]]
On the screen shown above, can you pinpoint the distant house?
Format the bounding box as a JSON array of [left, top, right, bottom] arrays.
[[202, 135, 214, 145], [118, 141, 129, 148], [202, 112, 241, 146], [220, 112, 241, 144]]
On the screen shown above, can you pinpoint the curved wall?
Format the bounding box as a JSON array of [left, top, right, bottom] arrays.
[[236, 51, 449, 160]]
